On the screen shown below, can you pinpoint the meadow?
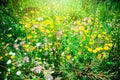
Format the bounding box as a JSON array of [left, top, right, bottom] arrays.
[[0, 0, 120, 80]]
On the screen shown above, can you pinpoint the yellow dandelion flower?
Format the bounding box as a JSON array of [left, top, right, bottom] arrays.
[[35, 57, 39, 60], [39, 49, 42, 52], [88, 48, 92, 52], [8, 34, 12, 37], [93, 50, 97, 53], [31, 46, 35, 51], [104, 46, 109, 50], [98, 34, 101, 38], [27, 35, 32, 39], [11, 55, 15, 59], [63, 34, 67, 37], [44, 46, 48, 51], [104, 37, 109, 41], [102, 32, 106, 35], [0, 56, 3, 60], [67, 54, 71, 60], [78, 52, 81, 55], [39, 61, 42, 64], [12, 66, 16, 70], [46, 29, 50, 33], [103, 52, 107, 59], [89, 41, 93, 45], [97, 54, 102, 60]]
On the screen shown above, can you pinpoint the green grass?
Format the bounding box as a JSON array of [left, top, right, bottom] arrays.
[[0, 0, 120, 80]]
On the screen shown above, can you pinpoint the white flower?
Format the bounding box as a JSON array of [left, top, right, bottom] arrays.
[[16, 71, 21, 75], [9, 52, 15, 56], [36, 42, 41, 47], [6, 59, 11, 64], [9, 51, 13, 55], [7, 68, 11, 71], [38, 17, 43, 21]]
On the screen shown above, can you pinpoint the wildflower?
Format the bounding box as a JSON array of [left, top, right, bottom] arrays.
[[9, 52, 15, 56], [93, 50, 97, 53], [23, 56, 29, 62], [12, 66, 16, 69], [78, 52, 81, 55], [16, 71, 21, 76], [98, 34, 101, 38], [6, 59, 12, 64], [0, 56, 3, 60], [31, 65, 44, 73], [61, 52, 64, 56], [36, 42, 41, 47], [104, 46, 109, 50], [89, 41, 93, 45], [67, 54, 71, 60], [10, 55, 15, 59], [6, 71, 10, 76], [39, 49, 42, 52], [97, 54, 102, 60], [8, 34, 12, 37], [38, 17, 43, 21], [88, 48, 92, 52], [103, 52, 107, 59]]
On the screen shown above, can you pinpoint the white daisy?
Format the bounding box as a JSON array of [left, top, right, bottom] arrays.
[[16, 71, 21, 75]]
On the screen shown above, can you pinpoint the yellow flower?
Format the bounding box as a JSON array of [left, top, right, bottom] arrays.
[[46, 29, 50, 33], [89, 41, 93, 45], [104, 37, 109, 41], [12, 66, 16, 69], [108, 43, 113, 47], [25, 23, 31, 28], [104, 46, 109, 50], [6, 71, 10, 76], [36, 57, 39, 60], [8, 34, 12, 37], [27, 35, 32, 39], [11, 55, 15, 59], [63, 34, 67, 37], [78, 52, 81, 55], [97, 54, 102, 60], [0, 56, 3, 60], [88, 48, 92, 52], [98, 34, 101, 38], [103, 52, 107, 59], [39, 61, 42, 64], [31, 46, 35, 51], [93, 50, 97, 53], [45, 46, 48, 51], [102, 32, 106, 35], [67, 54, 71, 60], [39, 49, 42, 52]]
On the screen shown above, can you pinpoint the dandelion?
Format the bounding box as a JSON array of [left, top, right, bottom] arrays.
[[104, 46, 109, 50], [67, 54, 71, 60], [103, 52, 107, 59], [6, 59, 12, 64], [93, 50, 97, 53], [97, 54, 102, 60], [88, 48, 92, 52], [78, 52, 81, 55], [0, 56, 3, 60], [10, 55, 15, 59], [16, 71, 21, 76]]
